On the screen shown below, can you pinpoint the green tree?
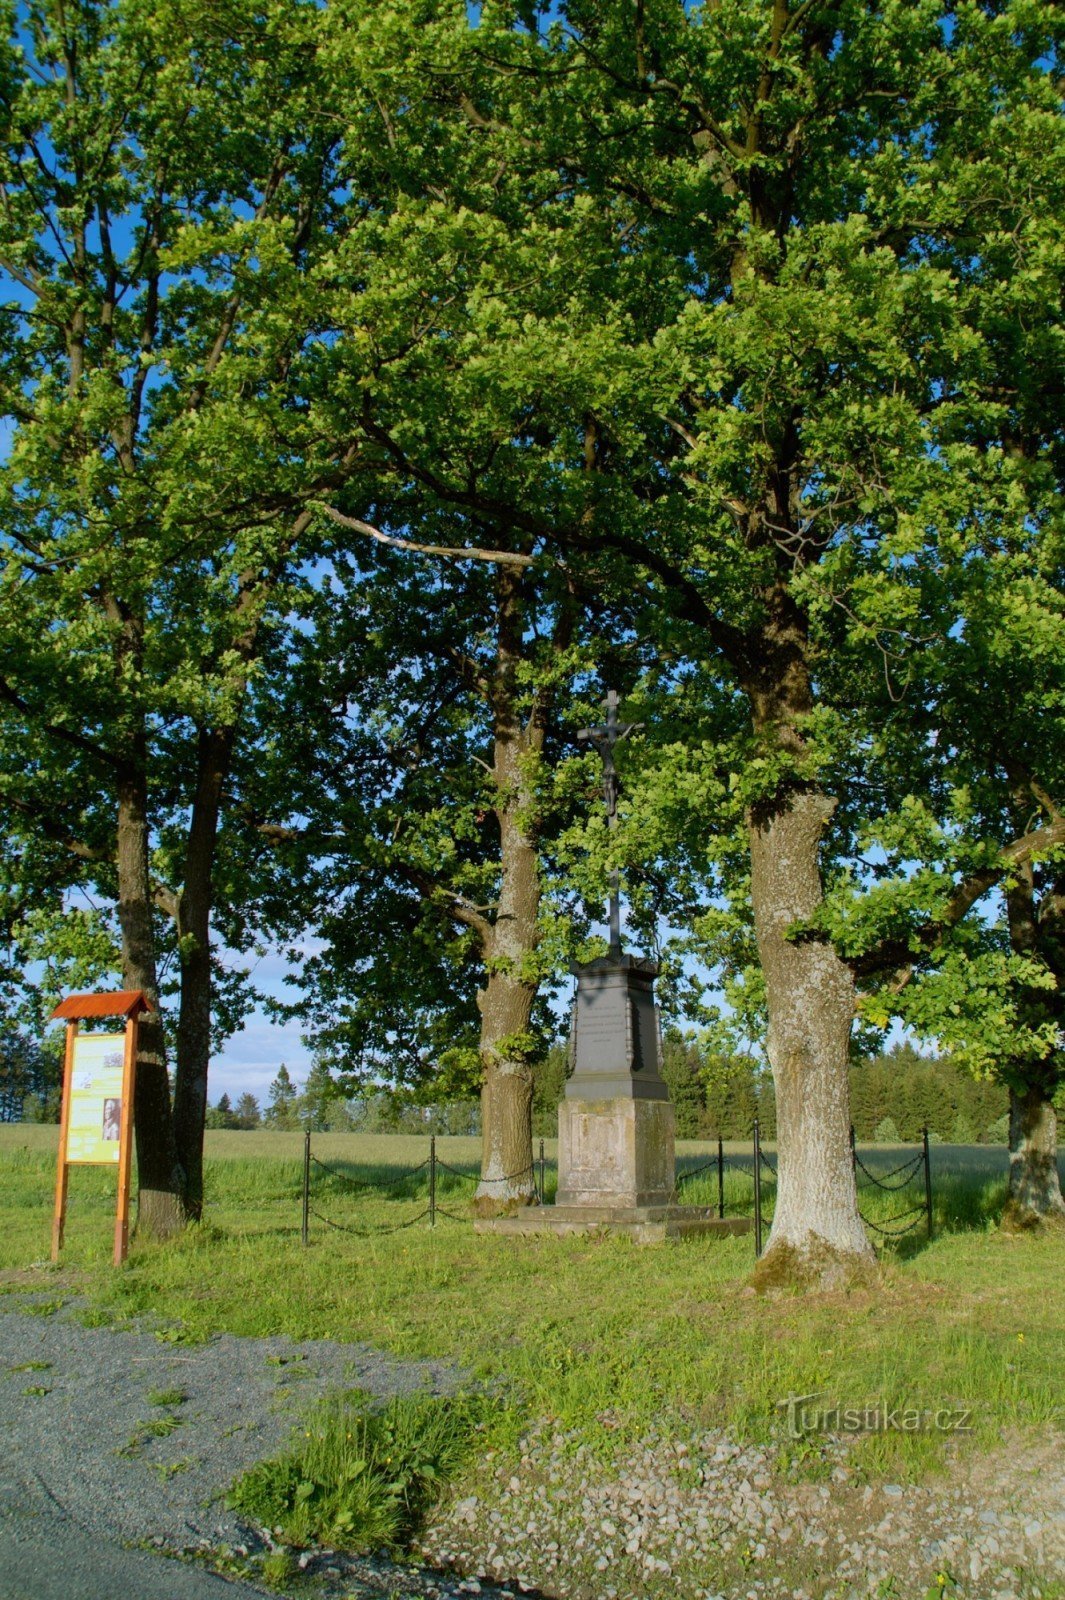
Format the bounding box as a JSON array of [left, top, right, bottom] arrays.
[[246, 486, 608, 1210], [299, 1059, 338, 1133], [0, 0, 372, 1229], [0, 1029, 60, 1122], [233, 1092, 262, 1131], [796, 17, 1065, 1215], [660, 1032, 708, 1140], [532, 1043, 571, 1138], [264, 1063, 299, 1130], [204, 1092, 237, 1131], [702, 1053, 760, 1141], [434, 0, 1064, 1280]]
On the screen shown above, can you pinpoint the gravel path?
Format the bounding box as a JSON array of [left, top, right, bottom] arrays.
[[0, 1293, 459, 1552], [0, 1509, 280, 1600], [421, 1419, 1065, 1600], [0, 1290, 528, 1600], [7, 1290, 1061, 1600]]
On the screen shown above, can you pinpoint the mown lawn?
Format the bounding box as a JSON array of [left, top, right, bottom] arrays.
[[1, 1127, 1062, 1484]]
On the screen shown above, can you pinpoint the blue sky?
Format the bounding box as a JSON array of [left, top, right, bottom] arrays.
[[212, 949, 313, 1100]]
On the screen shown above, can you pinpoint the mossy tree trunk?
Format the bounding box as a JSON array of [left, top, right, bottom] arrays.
[[475, 960, 538, 1211], [1006, 1084, 1064, 1223]]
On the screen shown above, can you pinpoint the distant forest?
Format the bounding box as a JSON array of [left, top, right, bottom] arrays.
[[208, 1039, 1028, 1146], [653, 1038, 1013, 1146], [2, 1030, 1032, 1146]]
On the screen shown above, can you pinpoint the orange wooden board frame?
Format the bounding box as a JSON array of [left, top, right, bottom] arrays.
[[50, 992, 147, 1267]]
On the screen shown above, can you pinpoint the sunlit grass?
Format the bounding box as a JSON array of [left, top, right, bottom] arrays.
[[1, 1129, 1061, 1485]]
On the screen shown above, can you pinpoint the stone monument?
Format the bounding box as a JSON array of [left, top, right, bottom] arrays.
[[476, 691, 750, 1244], [555, 950, 674, 1211]]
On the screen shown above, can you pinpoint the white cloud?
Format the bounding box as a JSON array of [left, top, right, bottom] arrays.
[[209, 943, 315, 1102]]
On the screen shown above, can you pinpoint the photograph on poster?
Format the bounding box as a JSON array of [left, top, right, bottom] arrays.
[[67, 1034, 125, 1164]]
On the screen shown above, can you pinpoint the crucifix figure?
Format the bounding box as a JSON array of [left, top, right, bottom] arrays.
[[577, 688, 643, 954]]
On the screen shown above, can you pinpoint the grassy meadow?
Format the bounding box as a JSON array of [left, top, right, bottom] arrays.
[[1, 1126, 1061, 1491]]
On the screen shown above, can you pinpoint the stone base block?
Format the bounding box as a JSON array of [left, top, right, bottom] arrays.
[[556, 1096, 675, 1209], [475, 1205, 753, 1245]]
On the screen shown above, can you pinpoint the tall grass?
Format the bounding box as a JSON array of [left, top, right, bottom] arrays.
[[229, 1390, 494, 1550]]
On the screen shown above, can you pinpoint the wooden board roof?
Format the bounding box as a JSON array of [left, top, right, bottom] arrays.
[[50, 991, 151, 1021]]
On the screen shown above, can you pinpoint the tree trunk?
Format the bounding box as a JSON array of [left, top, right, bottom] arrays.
[[475, 965, 538, 1212], [474, 564, 542, 1213], [172, 728, 234, 1220], [748, 788, 876, 1287], [742, 592, 875, 1289], [1005, 1084, 1065, 1225], [1002, 868, 1065, 1225], [116, 759, 186, 1237]]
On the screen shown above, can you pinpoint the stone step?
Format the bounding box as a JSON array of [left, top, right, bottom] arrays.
[[474, 1205, 753, 1244]]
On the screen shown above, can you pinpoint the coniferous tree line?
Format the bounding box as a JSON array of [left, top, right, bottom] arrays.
[[0, 1031, 61, 1122], [193, 1038, 1031, 1148]]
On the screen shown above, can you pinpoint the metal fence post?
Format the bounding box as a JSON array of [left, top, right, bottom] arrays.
[[539, 1138, 545, 1206], [717, 1136, 724, 1219], [850, 1123, 857, 1174], [753, 1118, 763, 1258], [429, 1134, 436, 1228], [301, 1130, 311, 1246], [923, 1126, 933, 1241]]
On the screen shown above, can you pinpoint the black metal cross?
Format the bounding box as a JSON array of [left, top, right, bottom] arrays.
[[577, 689, 642, 953]]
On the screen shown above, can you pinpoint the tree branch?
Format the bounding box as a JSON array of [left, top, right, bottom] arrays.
[[0, 677, 121, 771], [1, 787, 177, 919], [851, 818, 1065, 985], [315, 503, 536, 567]]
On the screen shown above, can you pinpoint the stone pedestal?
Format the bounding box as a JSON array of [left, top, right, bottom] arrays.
[[556, 1097, 674, 1209], [476, 950, 751, 1245], [473, 1205, 752, 1244], [564, 952, 667, 1098]]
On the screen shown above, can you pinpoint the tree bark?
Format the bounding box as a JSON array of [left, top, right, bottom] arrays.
[[475, 961, 538, 1212], [1006, 1083, 1065, 1224], [474, 565, 542, 1212], [116, 757, 186, 1237], [748, 787, 875, 1286], [1002, 868, 1064, 1225], [171, 727, 235, 1220], [742, 598, 875, 1288]]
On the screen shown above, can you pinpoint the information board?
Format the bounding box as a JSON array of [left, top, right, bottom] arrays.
[[50, 991, 148, 1266], [66, 1034, 126, 1165]]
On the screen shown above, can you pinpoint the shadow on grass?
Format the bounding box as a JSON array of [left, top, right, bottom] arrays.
[[208, 1143, 1022, 1261], [676, 1145, 1016, 1264]]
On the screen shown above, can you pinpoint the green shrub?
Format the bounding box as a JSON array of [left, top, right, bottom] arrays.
[[229, 1388, 491, 1552], [983, 1113, 1010, 1145], [874, 1116, 900, 1144], [951, 1112, 977, 1144]]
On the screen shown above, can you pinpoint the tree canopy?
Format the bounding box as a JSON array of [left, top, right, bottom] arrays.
[[1, 0, 1061, 1274]]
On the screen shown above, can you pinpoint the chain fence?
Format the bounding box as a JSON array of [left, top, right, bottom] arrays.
[[302, 1124, 933, 1257], [672, 1121, 934, 1257], [301, 1134, 551, 1242]]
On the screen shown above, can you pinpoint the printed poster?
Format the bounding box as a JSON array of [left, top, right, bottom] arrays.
[[67, 1034, 125, 1164]]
